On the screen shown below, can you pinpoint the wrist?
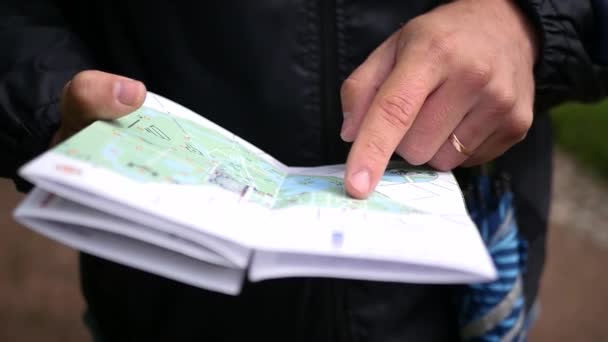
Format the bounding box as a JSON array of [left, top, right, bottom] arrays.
[[505, 0, 540, 63], [456, 0, 539, 64]]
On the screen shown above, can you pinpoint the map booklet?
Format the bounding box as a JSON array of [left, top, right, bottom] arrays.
[[13, 92, 496, 295]]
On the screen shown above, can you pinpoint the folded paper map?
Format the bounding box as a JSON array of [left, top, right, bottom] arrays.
[[13, 92, 496, 295]]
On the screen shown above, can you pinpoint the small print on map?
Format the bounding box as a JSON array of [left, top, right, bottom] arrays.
[[55, 103, 449, 215]]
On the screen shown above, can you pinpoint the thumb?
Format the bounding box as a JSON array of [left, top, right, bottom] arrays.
[[59, 70, 146, 134]]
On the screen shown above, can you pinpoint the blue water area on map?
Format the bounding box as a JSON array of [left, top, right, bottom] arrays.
[[275, 174, 412, 213], [279, 175, 344, 197]]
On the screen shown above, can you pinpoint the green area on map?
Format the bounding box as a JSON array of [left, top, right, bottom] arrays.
[[55, 105, 439, 212], [55, 106, 286, 207]]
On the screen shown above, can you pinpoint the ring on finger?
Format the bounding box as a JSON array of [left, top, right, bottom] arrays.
[[449, 133, 473, 157]]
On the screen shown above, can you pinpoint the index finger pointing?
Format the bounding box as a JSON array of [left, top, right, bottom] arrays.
[[344, 45, 445, 199]]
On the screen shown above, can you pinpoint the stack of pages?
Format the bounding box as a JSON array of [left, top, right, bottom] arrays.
[[13, 92, 496, 295]]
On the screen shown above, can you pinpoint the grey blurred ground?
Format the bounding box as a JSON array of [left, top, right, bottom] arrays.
[[0, 149, 607, 341]]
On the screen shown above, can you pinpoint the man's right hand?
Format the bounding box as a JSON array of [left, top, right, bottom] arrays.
[[51, 70, 147, 146]]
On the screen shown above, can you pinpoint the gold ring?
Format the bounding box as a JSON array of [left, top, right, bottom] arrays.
[[450, 133, 473, 157]]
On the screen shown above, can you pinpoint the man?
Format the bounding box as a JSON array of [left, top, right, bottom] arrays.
[[1, 0, 605, 340]]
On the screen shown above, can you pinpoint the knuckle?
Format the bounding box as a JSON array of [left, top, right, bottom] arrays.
[[377, 94, 416, 130], [461, 62, 493, 89], [398, 143, 430, 166], [489, 88, 517, 113], [340, 77, 360, 100], [403, 16, 425, 32], [426, 32, 456, 61], [69, 71, 96, 103], [496, 93, 517, 113], [363, 132, 393, 161], [505, 111, 532, 141]]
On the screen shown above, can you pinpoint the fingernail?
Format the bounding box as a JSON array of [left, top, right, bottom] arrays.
[[340, 115, 354, 142], [350, 169, 370, 195], [115, 79, 142, 106]]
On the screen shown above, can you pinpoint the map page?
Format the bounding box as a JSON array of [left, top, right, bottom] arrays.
[[17, 92, 497, 286], [55, 104, 286, 208], [53, 97, 459, 217]]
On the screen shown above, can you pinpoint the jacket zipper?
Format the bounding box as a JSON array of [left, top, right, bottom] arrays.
[[320, 4, 353, 342], [320, 0, 346, 165]]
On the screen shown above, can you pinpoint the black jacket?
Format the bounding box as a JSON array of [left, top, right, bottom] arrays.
[[593, 0, 608, 64], [1, 1, 606, 341]]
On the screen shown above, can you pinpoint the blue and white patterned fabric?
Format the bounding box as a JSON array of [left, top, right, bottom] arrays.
[[457, 174, 531, 341]]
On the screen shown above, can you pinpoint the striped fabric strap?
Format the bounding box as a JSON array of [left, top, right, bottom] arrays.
[[461, 277, 523, 339], [458, 174, 530, 341]]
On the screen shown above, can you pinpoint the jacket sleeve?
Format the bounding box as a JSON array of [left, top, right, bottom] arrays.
[[0, 1, 94, 191], [516, 0, 608, 112], [592, 0, 608, 64]]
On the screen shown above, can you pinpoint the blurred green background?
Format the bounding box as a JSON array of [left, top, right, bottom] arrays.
[[552, 99, 608, 179]]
